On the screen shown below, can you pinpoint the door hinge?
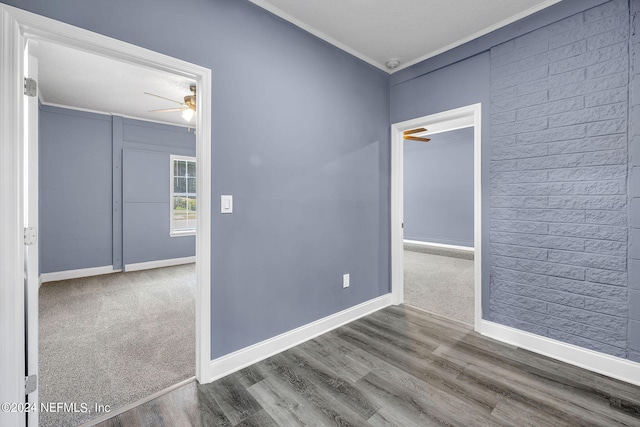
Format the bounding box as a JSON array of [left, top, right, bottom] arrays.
[[24, 227, 37, 246], [25, 375, 37, 394], [24, 77, 37, 97]]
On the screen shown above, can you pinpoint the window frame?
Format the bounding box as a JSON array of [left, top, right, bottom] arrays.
[[170, 154, 197, 237]]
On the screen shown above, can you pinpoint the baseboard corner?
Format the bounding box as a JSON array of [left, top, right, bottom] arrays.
[[479, 319, 640, 387], [124, 256, 195, 272], [207, 293, 393, 383], [40, 265, 118, 283]]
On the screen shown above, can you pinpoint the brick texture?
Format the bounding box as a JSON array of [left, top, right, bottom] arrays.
[[490, 0, 630, 359], [631, 0, 640, 357]]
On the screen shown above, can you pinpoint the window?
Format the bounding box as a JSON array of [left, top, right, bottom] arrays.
[[170, 155, 196, 236]]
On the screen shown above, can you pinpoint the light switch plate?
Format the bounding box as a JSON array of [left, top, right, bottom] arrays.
[[221, 195, 233, 213]]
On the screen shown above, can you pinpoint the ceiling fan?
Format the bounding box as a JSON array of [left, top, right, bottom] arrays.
[[145, 85, 196, 122], [404, 127, 430, 142]]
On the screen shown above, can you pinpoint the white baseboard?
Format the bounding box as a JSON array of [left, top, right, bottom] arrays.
[[40, 265, 119, 283], [480, 320, 640, 387], [40, 256, 195, 282], [124, 256, 195, 272], [403, 239, 474, 252], [208, 294, 394, 382]]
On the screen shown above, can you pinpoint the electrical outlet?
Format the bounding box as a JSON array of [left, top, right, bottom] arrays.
[[343, 273, 350, 288]]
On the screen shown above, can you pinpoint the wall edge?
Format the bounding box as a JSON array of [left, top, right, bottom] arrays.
[[480, 319, 640, 387]]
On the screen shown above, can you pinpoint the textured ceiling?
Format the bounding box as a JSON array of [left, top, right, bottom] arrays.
[[30, 40, 196, 127], [248, 0, 561, 72]]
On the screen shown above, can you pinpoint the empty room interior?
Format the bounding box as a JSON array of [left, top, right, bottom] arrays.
[[29, 40, 200, 426], [403, 126, 476, 325], [2, 0, 640, 426]]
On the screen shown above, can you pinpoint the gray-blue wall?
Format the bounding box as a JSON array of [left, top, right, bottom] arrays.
[[116, 118, 196, 267], [391, 51, 492, 316], [403, 127, 474, 247], [8, 0, 390, 359], [39, 105, 196, 273], [25, 0, 637, 363], [627, 0, 640, 363], [39, 106, 113, 273]]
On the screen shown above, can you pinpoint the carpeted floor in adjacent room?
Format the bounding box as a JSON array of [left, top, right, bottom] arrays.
[[38, 264, 196, 427], [404, 242, 474, 325]]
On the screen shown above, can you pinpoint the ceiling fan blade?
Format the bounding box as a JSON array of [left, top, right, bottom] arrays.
[[403, 127, 427, 136], [148, 107, 187, 113], [404, 135, 431, 142], [143, 92, 184, 105]]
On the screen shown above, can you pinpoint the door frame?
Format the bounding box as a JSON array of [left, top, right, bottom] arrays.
[[23, 47, 39, 427], [390, 103, 482, 330], [0, 5, 213, 423]]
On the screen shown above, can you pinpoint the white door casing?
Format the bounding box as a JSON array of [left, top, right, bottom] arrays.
[[24, 46, 39, 427], [0, 7, 28, 427], [390, 103, 482, 330]]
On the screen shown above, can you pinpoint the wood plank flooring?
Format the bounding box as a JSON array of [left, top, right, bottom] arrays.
[[94, 305, 640, 426]]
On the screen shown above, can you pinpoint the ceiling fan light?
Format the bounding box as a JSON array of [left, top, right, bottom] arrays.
[[182, 108, 194, 122]]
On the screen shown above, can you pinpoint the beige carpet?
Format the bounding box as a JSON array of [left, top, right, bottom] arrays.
[[39, 264, 196, 427], [404, 243, 474, 325]]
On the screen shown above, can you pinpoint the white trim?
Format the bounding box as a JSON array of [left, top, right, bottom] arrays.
[[170, 230, 196, 237], [40, 101, 119, 118], [40, 101, 197, 130], [0, 8, 27, 426], [472, 106, 483, 331], [208, 294, 393, 382], [24, 49, 39, 427], [390, 117, 404, 307], [390, 104, 482, 331], [195, 60, 212, 385], [411, 123, 474, 137], [77, 377, 196, 427], [125, 256, 195, 272], [403, 239, 474, 252], [479, 320, 640, 387], [40, 266, 120, 283], [391, 0, 562, 73], [38, 246, 197, 283]]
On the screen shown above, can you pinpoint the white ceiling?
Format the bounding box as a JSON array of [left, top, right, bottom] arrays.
[[30, 1, 561, 120], [248, 0, 561, 72], [30, 40, 196, 127]]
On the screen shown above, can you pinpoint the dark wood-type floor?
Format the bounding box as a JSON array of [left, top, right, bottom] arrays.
[[95, 305, 640, 426]]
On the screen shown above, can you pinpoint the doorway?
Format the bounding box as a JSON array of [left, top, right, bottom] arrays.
[[403, 126, 475, 324], [0, 5, 212, 426], [390, 104, 482, 330], [31, 37, 204, 427]]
